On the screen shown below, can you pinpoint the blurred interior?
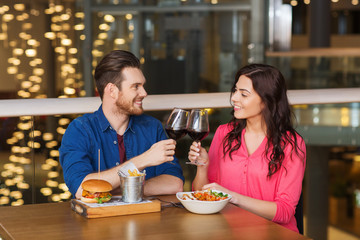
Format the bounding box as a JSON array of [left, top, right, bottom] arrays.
[[0, 0, 360, 239]]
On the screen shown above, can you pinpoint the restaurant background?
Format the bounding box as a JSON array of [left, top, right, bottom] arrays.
[[0, 0, 360, 239]]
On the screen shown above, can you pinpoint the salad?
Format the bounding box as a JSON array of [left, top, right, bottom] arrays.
[[181, 190, 229, 201]]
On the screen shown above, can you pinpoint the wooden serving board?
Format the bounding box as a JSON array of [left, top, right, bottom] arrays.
[[71, 196, 161, 218]]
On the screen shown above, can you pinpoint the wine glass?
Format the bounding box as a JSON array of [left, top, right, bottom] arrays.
[[165, 108, 189, 140], [186, 109, 209, 165], [164, 108, 189, 165]]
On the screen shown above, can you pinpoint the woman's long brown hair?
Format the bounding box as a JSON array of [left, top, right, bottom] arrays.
[[223, 64, 305, 178]]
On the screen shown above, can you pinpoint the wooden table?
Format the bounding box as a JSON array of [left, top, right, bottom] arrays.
[[0, 195, 310, 240]]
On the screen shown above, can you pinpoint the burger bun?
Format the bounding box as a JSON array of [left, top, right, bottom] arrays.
[[81, 179, 113, 192], [80, 196, 111, 203], [81, 196, 99, 203]]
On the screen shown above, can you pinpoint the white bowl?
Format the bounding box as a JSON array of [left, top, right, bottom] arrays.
[[176, 190, 232, 214]]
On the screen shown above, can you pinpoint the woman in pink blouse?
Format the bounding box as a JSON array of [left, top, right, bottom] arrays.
[[188, 64, 306, 233]]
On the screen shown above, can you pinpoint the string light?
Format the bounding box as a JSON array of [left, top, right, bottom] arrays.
[[14, 4, 26, 11], [290, 0, 298, 6], [1, 0, 84, 206], [104, 14, 115, 22]]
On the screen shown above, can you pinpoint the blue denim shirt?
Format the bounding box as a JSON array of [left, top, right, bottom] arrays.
[[59, 105, 184, 196]]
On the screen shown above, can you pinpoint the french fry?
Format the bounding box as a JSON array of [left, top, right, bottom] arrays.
[[127, 169, 143, 177]]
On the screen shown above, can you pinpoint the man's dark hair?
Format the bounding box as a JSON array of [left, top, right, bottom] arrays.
[[94, 50, 140, 99]]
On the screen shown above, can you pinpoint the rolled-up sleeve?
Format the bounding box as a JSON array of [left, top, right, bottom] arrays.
[[60, 120, 94, 196]]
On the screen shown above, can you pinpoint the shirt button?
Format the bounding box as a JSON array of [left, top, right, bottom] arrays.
[[116, 162, 119, 166], [113, 141, 117, 144], [110, 127, 112, 130]]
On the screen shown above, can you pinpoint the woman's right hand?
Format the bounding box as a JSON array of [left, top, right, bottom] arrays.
[[188, 141, 209, 166]]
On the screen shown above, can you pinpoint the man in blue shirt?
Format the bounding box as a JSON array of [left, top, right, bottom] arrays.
[[60, 50, 184, 199]]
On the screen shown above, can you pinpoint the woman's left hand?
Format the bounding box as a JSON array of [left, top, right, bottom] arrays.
[[202, 183, 235, 203]]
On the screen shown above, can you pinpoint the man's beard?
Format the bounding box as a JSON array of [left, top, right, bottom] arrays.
[[115, 97, 144, 116]]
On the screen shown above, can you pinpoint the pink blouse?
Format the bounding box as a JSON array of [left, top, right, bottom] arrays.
[[208, 124, 306, 232]]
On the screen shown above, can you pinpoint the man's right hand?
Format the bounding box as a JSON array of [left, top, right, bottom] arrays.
[[131, 139, 176, 170]]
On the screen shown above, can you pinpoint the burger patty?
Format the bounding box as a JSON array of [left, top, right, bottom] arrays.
[[82, 190, 112, 199]]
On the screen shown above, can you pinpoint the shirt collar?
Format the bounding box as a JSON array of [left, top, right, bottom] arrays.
[[126, 116, 136, 134], [95, 105, 111, 132], [95, 105, 135, 134]]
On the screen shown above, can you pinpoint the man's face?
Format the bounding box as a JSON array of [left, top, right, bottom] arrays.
[[115, 67, 147, 115]]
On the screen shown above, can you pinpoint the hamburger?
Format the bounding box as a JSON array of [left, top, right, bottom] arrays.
[[81, 179, 113, 203]]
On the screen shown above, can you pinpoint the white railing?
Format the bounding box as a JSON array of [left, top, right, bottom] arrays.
[[1, 88, 360, 117]]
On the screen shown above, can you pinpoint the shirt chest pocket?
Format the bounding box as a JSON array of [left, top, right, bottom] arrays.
[[124, 134, 153, 159]]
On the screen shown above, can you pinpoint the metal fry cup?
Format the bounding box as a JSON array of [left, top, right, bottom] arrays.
[[119, 174, 145, 203]]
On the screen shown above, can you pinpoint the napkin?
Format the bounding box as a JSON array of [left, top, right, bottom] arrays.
[[118, 162, 145, 177]]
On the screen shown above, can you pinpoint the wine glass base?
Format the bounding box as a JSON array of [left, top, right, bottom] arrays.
[[185, 161, 206, 166]]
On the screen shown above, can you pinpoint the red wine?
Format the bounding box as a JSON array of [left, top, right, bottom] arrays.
[[165, 128, 187, 140], [188, 130, 209, 141]]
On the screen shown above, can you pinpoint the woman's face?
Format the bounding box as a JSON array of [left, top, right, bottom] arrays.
[[231, 75, 264, 121]]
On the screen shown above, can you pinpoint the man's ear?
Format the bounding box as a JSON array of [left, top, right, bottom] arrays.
[[105, 83, 118, 99]]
